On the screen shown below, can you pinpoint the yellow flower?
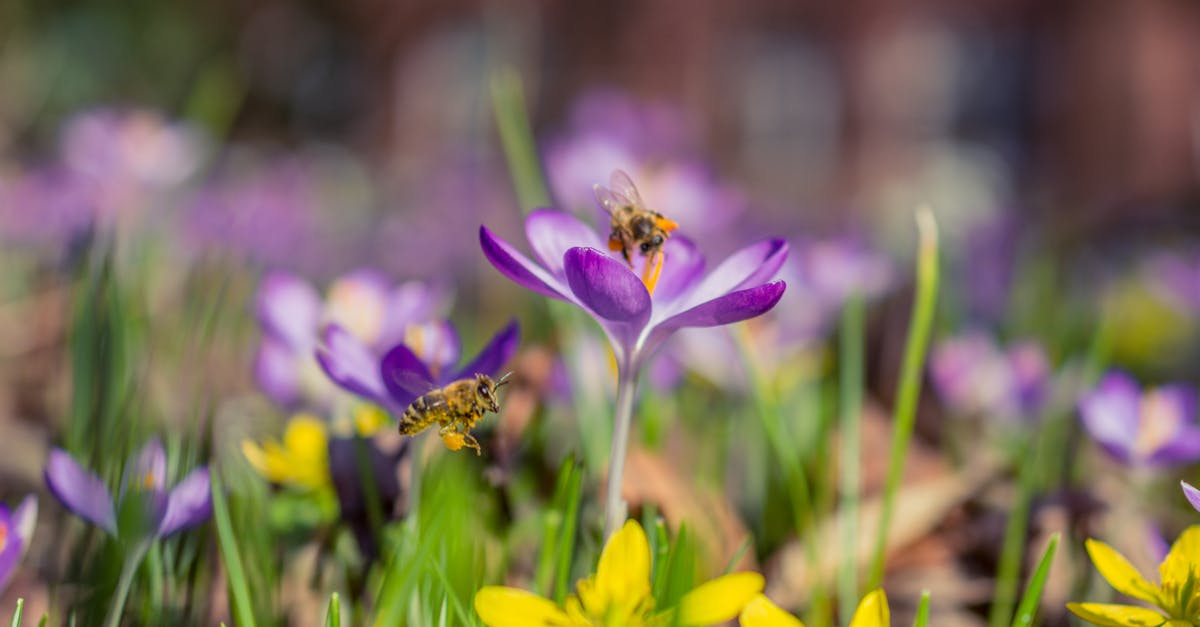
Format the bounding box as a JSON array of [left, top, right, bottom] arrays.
[[241, 414, 331, 492], [474, 520, 764, 627], [739, 589, 889, 627], [1068, 525, 1200, 626]]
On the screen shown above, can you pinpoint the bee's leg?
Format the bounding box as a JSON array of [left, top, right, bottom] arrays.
[[641, 250, 664, 294], [461, 432, 482, 456]]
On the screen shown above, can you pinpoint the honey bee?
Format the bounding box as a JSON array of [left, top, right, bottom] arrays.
[[593, 170, 679, 290], [398, 372, 512, 455]]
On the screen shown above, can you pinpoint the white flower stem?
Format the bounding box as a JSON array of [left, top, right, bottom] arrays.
[[603, 367, 639, 539]]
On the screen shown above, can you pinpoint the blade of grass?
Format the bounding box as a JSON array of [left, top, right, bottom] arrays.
[[988, 446, 1037, 627], [10, 598, 22, 627], [490, 68, 550, 212], [324, 593, 340, 627], [1011, 534, 1059, 627], [534, 455, 574, 596], [837, 295, 865, 620], [867, 209, 939, 589], [211, 471, 257, 627], [552, 460, 584, 604], [912, 591, 930, 627]]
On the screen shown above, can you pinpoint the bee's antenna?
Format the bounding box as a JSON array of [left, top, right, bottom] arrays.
[[496, 371, 514, 387]]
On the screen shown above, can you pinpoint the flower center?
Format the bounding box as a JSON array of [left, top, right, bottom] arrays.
[[326, 278, 386, 345], [0, 520, 8, 553], [1135, 390, 1183, 458]]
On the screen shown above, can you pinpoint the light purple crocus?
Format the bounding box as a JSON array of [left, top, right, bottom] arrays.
[[255, 269, 446, 407], [1182, 481, 1200, 514], [0, 496, 37, 593], [930, 331, 1051, 420], [480, 209, 786, 373], [45, 440, 211, 539], [316, 319, 519, 411], [1079, 370, 1200, 467]]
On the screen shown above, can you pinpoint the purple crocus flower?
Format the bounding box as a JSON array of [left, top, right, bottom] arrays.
[[316, 318, 520, 411], [0, 496, 37, 593], [44, 440, 211, 539], [1145, 250, 1200, 314], [480, 210, 785, 372], [1079, 371, 1200, 467], [1183, 481, 1200, 514], [930, 331, 1051, 420], [255, 269, 446, 407]]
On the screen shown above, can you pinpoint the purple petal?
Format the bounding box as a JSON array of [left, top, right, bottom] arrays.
[[255, 271, 321, 349], [1149, 424, 1200, 466], [0, 506, 18, 593], [480, 225, 570, 300], [640, 281, 786, 363], [11, 496, 36, 555], [44, 449, 116, 534], [121, 439, 167, 500], [1183, 481, 1200, 513], [678, 239, 788, 311], [452, 320, 521, 381], [380, 343, 435, 408], [526, 209, 604, 275], [253, 337, 301, 405], [316, 324, 388, 403], [158, 467, 212, 536], [324, 269, 393, 346], [652, 236, 706, 304], [1146, 523, 1170, 562], [1078, 371, 1141, 462], [563, 247, 652, 324], [406, 320, 461, 375], [382, 281, 446, 345]]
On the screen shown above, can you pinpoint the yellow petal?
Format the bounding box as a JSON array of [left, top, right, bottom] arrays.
[[284, 415, 329, 462], [241, 439, 270, 475], [848, 589, 889, 627], [1066, 602, 1170, 626], [473, 586, 573, 627], [1159, 525, 1200, 589], [1086, 540, 1162, 605], [676, 572, 764, 625], [590, 520, 652, 612], [738, 594, 806, 627]]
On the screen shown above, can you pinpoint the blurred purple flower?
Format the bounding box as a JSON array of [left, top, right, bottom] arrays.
[[0, 167, 95, 248], [480, 209, 785, 372], [930, 331, 1051, 420], [44, 440, 211, 539], [1183, 481, 1200, 514], [544, 90, 745, 242], [0, 496, 37, 593], [317, 319, 519, 410], [60, 108, 204, 196], [1145, 250, 1200, 314], [1079, 371, 1200, 467], [255, 270, 446, 407]]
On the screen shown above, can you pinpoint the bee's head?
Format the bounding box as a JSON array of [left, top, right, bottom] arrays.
[[475, 372, 512, 413], [638, 234, 664, 254]]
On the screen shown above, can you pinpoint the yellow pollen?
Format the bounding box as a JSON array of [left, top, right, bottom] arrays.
[[641, 251, 664, 295]]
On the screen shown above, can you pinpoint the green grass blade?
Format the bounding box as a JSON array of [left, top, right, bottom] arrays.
[[490, 68, 551, 212], [837, 295, 865, 620], [1011, 534, 1059, 627], [210, 471, 257, 627], [553, 460, 584, 604], [867, 209, 940, 589], [10, 598, 22, 627], [988, 453, 1037, 627], [535, 456, 574, 596], [324, 593, 340, 627], [912, 591, 931, 627]]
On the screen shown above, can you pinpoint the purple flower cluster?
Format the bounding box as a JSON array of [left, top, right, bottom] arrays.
[[930, 331, 1051, 420], [1079, 371, 1200, 467]]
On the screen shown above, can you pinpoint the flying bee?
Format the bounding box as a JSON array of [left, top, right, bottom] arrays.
[[398, 372, 512, 455], [593, 170, 679, 290]]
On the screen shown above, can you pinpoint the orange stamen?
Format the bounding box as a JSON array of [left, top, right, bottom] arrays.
[[655, 217, 678, 232], [0, 521, 7, 553], [641, 251, 664, 295]]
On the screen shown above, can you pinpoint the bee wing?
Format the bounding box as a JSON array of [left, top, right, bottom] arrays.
[[593, 182, 632, 216], [381, 344, 438, 407], [608, 169, 646, 209]]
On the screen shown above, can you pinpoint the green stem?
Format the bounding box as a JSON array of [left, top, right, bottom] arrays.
[[352, 436, 386, 548], [837, 295, 865, 621], [490, 68, 551, 212], [604, 367, 638, 539], [867, 209, 939, 589], [104, 540, 151, 627], [988, 444, 1036, 627]]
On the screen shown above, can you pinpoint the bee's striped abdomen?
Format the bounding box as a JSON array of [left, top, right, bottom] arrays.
[[399, 391, 447, 435]]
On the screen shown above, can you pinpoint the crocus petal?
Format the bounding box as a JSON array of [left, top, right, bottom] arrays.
[[11, 496, 36, 556], [678, 239, 788, 311], [451, 320, 521, 381], [1066, 602, 1168, 627], [1183, 481, 1200, 513], [121, 439, 167, 499], [480, 226, 570, 300], [675, 572, 764, 625], [380, 343, 435, 408], [404, 320, 461, 374], [1148, 424, 1200, 466], [256, 271, 321, 349], [652, 236, 706, 305], [1079, 371, 1142, 462], [565, 247, 653, 361], [1159, 525, 1200, 590], [1084, 539, 1160, 604], [641, 281, 786, 363], [474, 586, 572, 627], [848, 590, 889, 627], [590, 520, 652, 614], [158, 467, 212, 536], [383, 281, 445, 344], [739, 595, 806, 627], [526, 208, 604, 276], [324, 269, 392, 346], [254, 337, 301, 405], [316, 324, 388, 403], [45, 449, 116, 534], [0, 507, 19, 593]]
